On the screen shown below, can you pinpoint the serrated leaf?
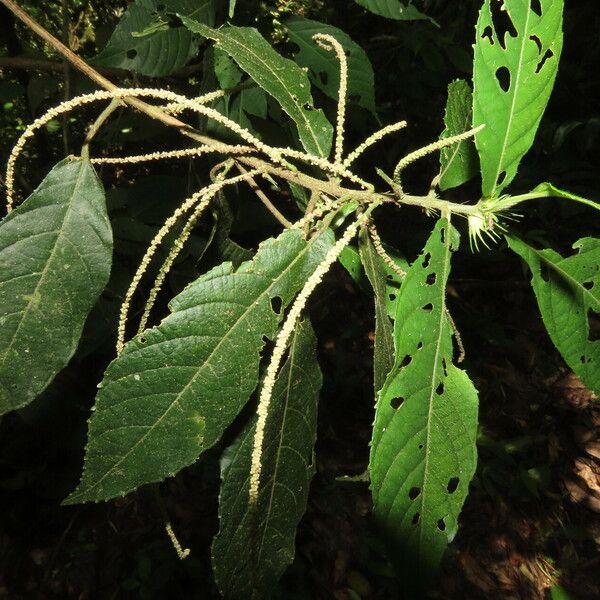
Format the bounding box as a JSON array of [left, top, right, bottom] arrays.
[[473, 0, 563, 198], [370, 220, 479, 587], [212, 319, 321, 599], [359, 229, 394, 394], [180, 18, 333, 157], [94, 0, 214, 77], [0, 159, 112, 414], [530, 182, 600, 213], [354, 0, 435, 24], [285, 17, 377, 116], [439, 80, 478, 191], [65, 229, 333, 504], [507, 236, 600, 395]]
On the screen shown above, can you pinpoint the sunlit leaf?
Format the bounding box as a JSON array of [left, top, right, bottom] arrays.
[[370, 220, 478, 589], [473, 0, 563, 197]]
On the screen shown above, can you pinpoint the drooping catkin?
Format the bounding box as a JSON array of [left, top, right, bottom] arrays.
[[312, 34, 348, 166], [136, 168, 261, 335], [368, 222, 407, 278], [5, 87, 282, 210], [393, 124, 485, 184], [165, 522, 190, 560], [248, 207, 375, 506]]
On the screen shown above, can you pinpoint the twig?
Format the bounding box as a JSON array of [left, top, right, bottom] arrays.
[[235, 162, 292, 228]]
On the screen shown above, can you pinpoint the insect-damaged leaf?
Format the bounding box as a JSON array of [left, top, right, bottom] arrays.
[[473, 0, 563, 198], [285, 17, 377, 116], [507, 236, 600, 396], [94, 0, 214, 77], [180, 18, 334, 158], [65, 229, 333, 504], [370, 220, 478, 589], [438, 79, 479, 191], [212, 320, 321, 599], [0, 159, 112, 415]]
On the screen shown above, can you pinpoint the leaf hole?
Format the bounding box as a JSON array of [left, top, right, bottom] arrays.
[[390, 396, 404, 410], [126, 49, 138, 60], [422, 252, 431, 269], [418, 444, 424, 450], [399, 354, 412, 368], [417, 341, 423, 350], [587, 309, 600, 342], [583, 281, 594, 290], [481, 25, 494, 45], [409, 486, 421, 500], [442, 358, 448, 376], [447, 477, 460, 494], [530, 0, 542, 16], [535, 49, 554, 74], [302, 102, 315, 111], [139, 336, 147, 344], [436, 382, 444, 395], [580, 356, 591, 364], [540, 263, 550, 282], [426, 273, 437, 285], [412, 512, 420, 525], [422, 303, 434, 312], [440, 227, 446, 244], [389, 293, 397, 301], [496, 66, 511, 92], [529, 34, 542, 55], [437, 518, 446, 531], [489, 1, 517, 49], [270, 295, 282, 314], [497, 171, 507, 186]]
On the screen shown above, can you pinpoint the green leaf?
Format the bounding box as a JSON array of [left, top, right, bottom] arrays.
[[370, 220, 479, 586], [180, 18, 334, 157], [473, 0, 564, 197], [0, 159, 112, 415], [507, 236, 600, 396], [438, 80, 478, 191], [353, 0, 435, 24], [530, 182, 600, 213], [359, 229, 394, 394], [285, 17, 377, 116], [65, 229, 333, 504], [212, 319, 321, 598], [94, 0, 214, 77]]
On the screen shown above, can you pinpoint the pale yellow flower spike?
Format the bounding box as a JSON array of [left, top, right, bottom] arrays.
[[368, 221, 407, 279], [393, 124, 485, 185], [136, 168, 262, 336], [343, 121, 408, 169], [90, 143, 255, 165], [312, 33, 348, 166], [248, 207, 375, 507]]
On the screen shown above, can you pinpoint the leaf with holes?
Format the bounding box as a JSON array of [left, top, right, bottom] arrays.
[[180, 18, 334, 157], [507, 236, 600, 395], [353, 0, 435, 24], [93, 0, 214, 77], [64, 229, 333, 504], [473, 0, 563, 198], [0, 159, 112, 415], [285, 17, 377, 116], [438, 80, 479, 191], [212, 319, 321, 599], [359, 229, 395, 394], [370, 219, 479, 588]]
